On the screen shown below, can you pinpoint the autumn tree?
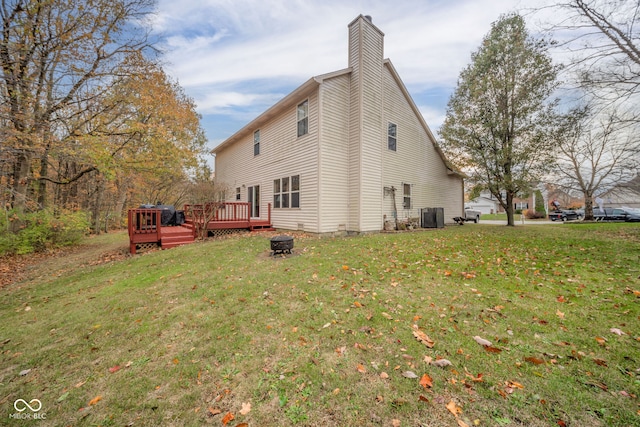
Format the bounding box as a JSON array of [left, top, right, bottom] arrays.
[[440, 14, 562, 226], [76, 56, 208, 231], [0, 0, 155, 220]]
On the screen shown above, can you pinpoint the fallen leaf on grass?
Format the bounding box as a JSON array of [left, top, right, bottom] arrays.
[[473, 336, 492, 347], [595, 336, 606, 346], [108, 365, 121, 373], [88, 396, 102, 406], [356, 363, 367, 373], [484, 346, 502, 353], [465, 371, 484, 382], [208, 407, 221, 416], [524, 357, 546, 365], [221, 412, 234, 425], [239, 402, 251, 415], [432, 358, 453, 368], [610, 328, 625, 336], [446, 400, 462, 417], [457, 419, 471, 427], [402, 371, 419, 379], [380, 372, 389, 379], [419, 373, 433, 388], [412, 325, 435, 348], [593, 358, 608, 367]]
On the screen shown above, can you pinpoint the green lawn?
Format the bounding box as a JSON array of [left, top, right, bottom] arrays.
[[1, 223, 639, 426]]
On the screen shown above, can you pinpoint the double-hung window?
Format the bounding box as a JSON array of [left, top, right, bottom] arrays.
[[297, 100, 308, 137], [274, 175, 300, 209], [403, 183, 412, 209], [254, 130, 260, 156], [236, 187, 241, 201], [388, 122, 397, 151]]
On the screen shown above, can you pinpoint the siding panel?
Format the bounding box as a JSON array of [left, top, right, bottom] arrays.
[[381, 66, 463, 223], [215, 91, 320, 232]]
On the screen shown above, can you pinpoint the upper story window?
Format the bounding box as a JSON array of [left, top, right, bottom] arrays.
[[236, 187, 241, 200], [388, 122, 397, 151], [253, 130, 260, 156], [297, 100, 308, 137]]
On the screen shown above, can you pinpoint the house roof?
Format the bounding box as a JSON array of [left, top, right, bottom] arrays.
[[211, 41, 462, 177], [211, 68, 351, 154]]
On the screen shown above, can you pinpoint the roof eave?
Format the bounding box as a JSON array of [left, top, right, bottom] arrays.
[[212, 78, 320, 154]]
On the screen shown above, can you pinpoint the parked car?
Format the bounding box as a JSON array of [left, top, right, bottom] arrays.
[[464, 208, 481, 223], [549, 209, 580, 221], [594, 208, 640, 222]]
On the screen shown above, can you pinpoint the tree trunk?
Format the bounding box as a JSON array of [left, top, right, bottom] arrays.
[[10, 150, 32, 232], [114, 184, 130, 229], [506, 191, 515, 226], [91, 175, 105, 235], [583, 191, 594, 221], [37, 143, 51, 209]]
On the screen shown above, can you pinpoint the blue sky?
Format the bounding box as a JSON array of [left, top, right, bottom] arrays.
[[150, 0, 556, 162]]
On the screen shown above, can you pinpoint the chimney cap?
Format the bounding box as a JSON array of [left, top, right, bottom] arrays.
[[364, 15, 372, 23]]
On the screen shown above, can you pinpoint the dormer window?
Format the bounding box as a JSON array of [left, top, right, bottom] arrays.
[[297, 100, 308, 137]]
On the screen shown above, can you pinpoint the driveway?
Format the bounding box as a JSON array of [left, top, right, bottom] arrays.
[[478, 219, 563, 226]]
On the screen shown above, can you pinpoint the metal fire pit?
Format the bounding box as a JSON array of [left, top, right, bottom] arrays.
[[270, 235, 294, 255]]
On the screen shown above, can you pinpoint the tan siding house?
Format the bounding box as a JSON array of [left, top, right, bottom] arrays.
[[213, 15, 463, 234]]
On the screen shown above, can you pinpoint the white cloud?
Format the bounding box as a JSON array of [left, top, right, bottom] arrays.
[[152, 0, 557, 144]]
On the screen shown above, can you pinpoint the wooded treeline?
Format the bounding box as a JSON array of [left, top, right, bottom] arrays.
[[0, 0, 210, 242]]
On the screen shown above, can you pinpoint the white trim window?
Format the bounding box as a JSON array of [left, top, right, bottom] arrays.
[[236, 187, 241, 201], [274, 175, 300, 209], [297, 100, 308, 137], [254, 130, 260, 156], [388, 122, 397, 151]]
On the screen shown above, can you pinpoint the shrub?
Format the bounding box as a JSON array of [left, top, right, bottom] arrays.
[[0, 209, 90, 255], [524, 209, 547, 219]]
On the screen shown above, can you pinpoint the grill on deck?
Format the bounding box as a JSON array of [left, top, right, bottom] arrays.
[[270, 235, 294, 255]]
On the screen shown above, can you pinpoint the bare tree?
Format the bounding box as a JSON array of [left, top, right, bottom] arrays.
[[555, 106, 640, 219], [543, 0, 640, 104], [186, 178, 230, 240]]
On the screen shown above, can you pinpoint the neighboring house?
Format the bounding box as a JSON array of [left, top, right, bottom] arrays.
[[465, 193, 500, 215], [596, 175, 640, 209], [213, 15, 463, 234]]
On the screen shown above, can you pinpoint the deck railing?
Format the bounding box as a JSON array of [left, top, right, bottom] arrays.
[[127, 209, 162, 240], [183, 202, 252, 223]]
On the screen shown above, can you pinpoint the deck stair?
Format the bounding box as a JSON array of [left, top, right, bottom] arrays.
[[160, 224, 196, 249]]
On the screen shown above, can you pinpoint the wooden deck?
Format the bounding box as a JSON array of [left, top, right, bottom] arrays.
[[128, 202, 273, 254]]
